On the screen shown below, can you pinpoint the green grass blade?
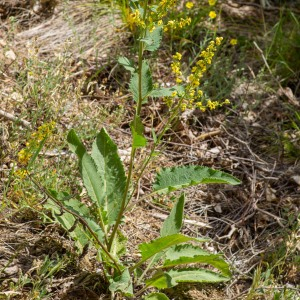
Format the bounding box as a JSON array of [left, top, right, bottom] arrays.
[[153, 165, 241, 194]]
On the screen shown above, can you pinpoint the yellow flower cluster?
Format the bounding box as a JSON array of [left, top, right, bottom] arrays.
[[14, 169, 29, 179], [168, 37, 230, 112], [208, 0, 217, 6], [171, 52, 183, 84], [164, 17, 191, 32], [17, 121, 56, 166], [185, 2, 194, 9], [127, 0, 191, 33], [130, 9, 146, 29]]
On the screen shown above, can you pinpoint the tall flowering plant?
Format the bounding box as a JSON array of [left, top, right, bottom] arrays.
[[18, 1, 240, 298]]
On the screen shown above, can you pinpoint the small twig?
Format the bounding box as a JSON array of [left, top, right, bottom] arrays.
[[254, 204, 285, 228], [0, 109, 31, 128], [217, 224, 237, 240], [195, 129, 221, 141]]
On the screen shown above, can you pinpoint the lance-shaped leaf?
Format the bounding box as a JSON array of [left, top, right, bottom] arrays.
[[130, 116, 147, 148], [109, 268, 133, 297], [146, 268, 230, 289], [91, 128, 126, 226], [163, 244, 231, 277], [129, 60, 153, 103], [149, 85, 184, 98], [67, 130, 103, 207], [153, 165, 241, 194], [160, 193, 185, 237], [118, 56, 135, 73]]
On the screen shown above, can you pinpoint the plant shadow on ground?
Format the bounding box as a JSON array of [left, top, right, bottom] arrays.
[[1, 0, 299, 299]]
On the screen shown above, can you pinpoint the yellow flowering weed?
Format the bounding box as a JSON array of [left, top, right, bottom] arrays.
[[186, 2, 194, 9], [230, 38, 238, 46], [209, 11, 217, 19]]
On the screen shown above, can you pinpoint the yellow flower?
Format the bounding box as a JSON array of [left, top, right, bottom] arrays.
[[209, 11, 217, 19], [186, 2, 194, 9], [216, 36, 223, 46], [208, 0, 217, 6], [173, 52, 182, 60], [14, 169, 29, 179], [230, 38, 238, 45]]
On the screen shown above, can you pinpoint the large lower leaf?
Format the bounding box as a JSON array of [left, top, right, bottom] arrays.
[[137, 234, 208, 268], [67, 130, 103, 209], [163, 244, 231, 277], [146, 268, 230, 289], [45, 191, 105, 252], [153, 165, 241, 194], [91, 128, 126, 226]]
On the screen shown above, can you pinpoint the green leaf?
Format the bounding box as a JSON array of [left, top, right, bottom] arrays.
[[91, 128, 126, 226], [130, 116, 147, 148], [163, 244, 231, 277], [143, 292, 170, 300], [138, 234, 208, 265], [153, 165, 241, 194], [129, 60, 153, 103], [45, 191, 105, 251], [143, 26, 163, 52], [118, 56, 135, 73], [160, 194, 185, 237], [149, 86, 183, 98], [109, 268, 133, 297], [111, 230, 127, 259], [45, 198, 90, 253], [67, 130, 103, 207], [146, 268, 230, 289]]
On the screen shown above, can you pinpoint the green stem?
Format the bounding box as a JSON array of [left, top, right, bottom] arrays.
[[108, 0, 149, 251], [125, 100, 184, 211]]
